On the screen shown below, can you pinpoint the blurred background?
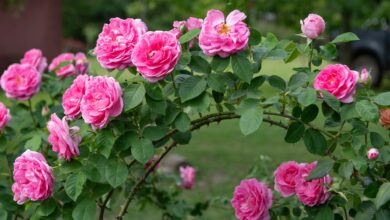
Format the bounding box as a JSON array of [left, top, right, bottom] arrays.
[[1, 0, 390, 219]]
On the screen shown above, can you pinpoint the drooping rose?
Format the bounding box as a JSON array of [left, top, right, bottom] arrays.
[[20, 48, 47, 74], [300, 13, 325, 39], [295, 162, 332, 207], [199, 9, 249, 58], [380, 108, 390, 129], [314, 64, 359, 103], [49, 53, 76, 77], [75, 52, 89, 75], [62, 75, 89, 119], [179, 165, 196, 189], [47, 113, 81, 160], [94, 17, 147, 70], [1, 63, 41, 100], [231, 178, 273, 220], [367, 148, 379, 160], [131, 31, 181, 82], [80, 76, 123, 129], [274, 161, 301, 197], [12, 150, 54, 204], [0, 102, 11, 129]]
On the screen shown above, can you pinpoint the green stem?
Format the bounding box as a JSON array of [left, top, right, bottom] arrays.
[[28, 100, 37, 127], [170, 73, 182, 109], [308, 40, 314, 72]]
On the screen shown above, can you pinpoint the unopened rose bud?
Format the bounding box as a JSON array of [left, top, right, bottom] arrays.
[[300, 13, 325, 39], [359, 68, 371, 84], [367, 148, 379, 160], [41, 106, 49, 116], [75, 52, 89, 75]]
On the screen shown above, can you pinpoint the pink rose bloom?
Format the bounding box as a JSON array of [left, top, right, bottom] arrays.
[[49, 53, 76, 77], [12, 150, 54, 204], [231, 178, 273, 220], [132, 31, 181, 82], [179, 165, 196, 189], [75, 52, 89, 75], [314, 64, 359, 103], [47, 113, 81, 161], [80, 76, 123, 129], [0, 102, 11, 129], [274, 161, 301, 197], [170, 20, 186, 39], [367, 148, 379, 160], [1, 63, 41, 100], [359, 67, 370, 84], [62, 75, 89, 119], [199, 10, 249, 58], [94, 17, 147, 70], [300, 13, 325, 39], [145, 155, 160, 171], [186, 17, 203, 30], [295, 162, 332, 207], [20, 48, 47, 74]]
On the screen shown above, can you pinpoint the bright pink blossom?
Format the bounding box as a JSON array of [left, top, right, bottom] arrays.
[[367, 148, 379, 160], [0, 102, 11, 129], [274, 161, 301, 197], [49, 53, 76, 77], [12, 150, 54, 204], [300, 13, 325, 39], [75, 52, 89, 75], [20, 48, 47, 74], [179, 165, 196, 189], [231, 178, 273, 220], [62, 75, 89, 119]]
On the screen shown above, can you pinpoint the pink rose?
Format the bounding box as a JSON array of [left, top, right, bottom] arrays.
[[0, 102, 11, 129], [75, 52, 89, 75], [47, 113, 81, 160], [12, 150, 54, 204], [359, 67, 370, 84], [170, 17, 203, 44], [170, 20, 186, 39], [62, 75, 89, 119], [367, 148, 379, 160], [131, 31, 181, 82], [20, 48, 47, 74], [80, 76, 123, 129], [179, 165, 196, 189], [94, 17, 147, 70], [274, 161, 301, 197], [49, 53, 76, 77], [300, 13, 325, 39], [186, 17, 203, 30], [314, 64, 359, 103], [231, 178, 273, 220], [199, 10, 249, 58], [295, 162, 332, 207], [1, 63, 41, 100]]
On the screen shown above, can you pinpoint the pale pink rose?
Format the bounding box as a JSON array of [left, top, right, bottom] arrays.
[[0, 102, 11, 129], [186, 17, 203, 30], [62, 75, 90, 120], [359, 67, 370, 84], [75, 52, 89, 75], [274, 161, 301, 197], [41, 106, 49, 117], [80, 76, 123, 129], [179, 165, 196, 189], [47, 113, 81, 161], [295, 162, 332, 207], [231, 178, 273, 220], [20, 48, 47, 74], [300, 13, 325, 39], [170, 20, 186, 39], [314, 64, 359, 103], [145, 155, 160, 171], [131, 31, 181, 82], [199, 9, 249, 58], [49, 53, 76, 77], [1, 63, 41, 100], [94, 17, 147, 70], [12, 150, 54, 204], [367, 148, 379, 160]]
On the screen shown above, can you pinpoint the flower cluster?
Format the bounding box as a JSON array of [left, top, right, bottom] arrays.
[[49, 52, 89, 77]]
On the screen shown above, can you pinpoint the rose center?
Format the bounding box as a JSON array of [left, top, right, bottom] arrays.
[[15, 75, 24, 85], [148, 51, 156, 59], [218, 23, 231, 34]]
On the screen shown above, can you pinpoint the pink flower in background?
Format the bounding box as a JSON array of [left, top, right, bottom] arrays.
[[0, 102, 11, 129], [199, 9, 249, 57], [300, 13, 325, 39], [94, 17, 147, 70], [20, 48, 47, 73], [179, 165, 196, 189], [75, 52, 89, 75], [80, 76, 123, 129], [274, 161, 301, 197], [131, 31, 181, 82], [367, 148, 379, 160], [359, 67, 370, 84], [62, 75, 89, 119], [49, 53, 76, 77], [170, 20, 186, 38], [295, 162, 332, 207], [231, 178, 273, 220], [1, 63, 41, 100], [170, 17, 202, 47], [186, 17, 203, 30], [47, 113, 81, 160], [314, 64, 358, 103], [12, 150, 54, 204]]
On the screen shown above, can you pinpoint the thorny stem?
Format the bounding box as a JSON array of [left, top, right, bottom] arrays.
[[99, 189, 115, 220], [28, 99, 38, 127]]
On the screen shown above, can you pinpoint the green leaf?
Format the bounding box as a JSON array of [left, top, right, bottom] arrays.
[[207, 74, 225, 93], [143, 126, 168, 141], [355, 201, 376, 220], [179, 28, 200, 44], [172, 131, 192, 144], [24, 134, 41, 151], [95, 129, 116, 158], [376, 209, 390, 220], [268, 75, 286, 91], [65, 172, 86, 201], [288, 72, 308, 91], [179, 76, 207, 102], [338, 161, 353, 179], [315, 206, 334, 220], [370, 132, 385, 148], [331, 32, 359, 44], [36, 198, 56, 216], [174, 112, 192, 132], [131, 138, 154, 164], [211, 56, 230, 72], [297, 88, 317, 106], [284, 122, 305, 143], [373, 92, 390, 106], [301, 104, 319, 123], [303, 128, 327, 155], [0, 210, 7, 220], [189, 55, 211, 74], [322, 91, 340, 111], [355, 100, 379, 122], [72, 198, 96, 220], [239, 108, 263, 136], [320, 43, 337, 60], [231, 54, 253, 83], [123, 83, 145, 112], [146, 96, 167, 115], [115, 131, 137, 151], [306, 159, 334, 181], [249, 28, 261, 46], [340, 103, 358, 120], [375, 182, 390, 209], [104, 159, 128, 187]]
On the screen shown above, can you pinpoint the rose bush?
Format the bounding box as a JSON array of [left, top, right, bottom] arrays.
[[0, 8, 390, 220]]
